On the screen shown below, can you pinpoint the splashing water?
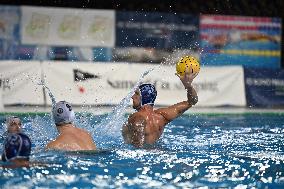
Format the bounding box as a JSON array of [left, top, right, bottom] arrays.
[[93, 68, 155, 148], [36, 69, 155, 148], [28, 114, 56, 149], [37, 81, 57, 108], [30, 82, 58, 149]]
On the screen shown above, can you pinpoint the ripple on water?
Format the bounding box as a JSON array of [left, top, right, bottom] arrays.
[[1, 114, 284, 188]]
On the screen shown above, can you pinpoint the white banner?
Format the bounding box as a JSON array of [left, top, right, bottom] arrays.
[[0, 88, 3, 111], [138, 64, 246, 107], [41, 62, 160, 105], [0, 61, 246, 107], [0, 61, 44, 105], [42, 62, 246, 107], [199, 66, 246, 106], [21, 6, 115, 47]]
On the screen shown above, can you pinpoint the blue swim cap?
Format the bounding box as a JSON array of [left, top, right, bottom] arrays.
[[2, 133, 31, 162], [139, 84, 157, 106]]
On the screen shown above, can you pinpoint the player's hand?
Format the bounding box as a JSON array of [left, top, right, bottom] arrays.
[[175, 66, 198, 89]]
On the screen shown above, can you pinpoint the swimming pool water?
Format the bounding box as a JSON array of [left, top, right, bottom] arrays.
[[1, 113, 284, 188]]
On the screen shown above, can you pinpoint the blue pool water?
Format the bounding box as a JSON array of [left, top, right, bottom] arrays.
[[1, 112, 284, 188]]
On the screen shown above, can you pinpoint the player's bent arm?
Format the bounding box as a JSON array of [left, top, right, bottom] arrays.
[[187, 85, 198, 106], [156, 85, 198, 123], [156, 101, 191, 123]]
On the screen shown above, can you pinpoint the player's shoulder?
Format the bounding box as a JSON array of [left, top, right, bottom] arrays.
[[154, 107, 169, 115], [45, 140, 57, 149], [129, 111, 144, 118], [129, 112, 146, 122], [75, 127, 92, 136]]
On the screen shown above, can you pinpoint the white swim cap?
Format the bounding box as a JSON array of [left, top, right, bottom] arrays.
[[52, 101, 75, 126], [6, 116, 22, 127]]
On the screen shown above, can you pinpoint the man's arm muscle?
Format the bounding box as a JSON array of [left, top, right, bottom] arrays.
[[156, 85, 198, 123]]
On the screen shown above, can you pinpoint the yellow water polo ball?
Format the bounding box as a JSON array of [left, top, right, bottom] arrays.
[[176, 56, 200, 76]]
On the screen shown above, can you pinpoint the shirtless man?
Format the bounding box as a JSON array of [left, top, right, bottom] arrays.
[[46, 101, 96, 151], [122, 68, 198, 148]]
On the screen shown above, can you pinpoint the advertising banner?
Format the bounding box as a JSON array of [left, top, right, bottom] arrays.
[[0, 6, 21, 60], [116, 11, 199, 49], [187, 66, 246, 107], [200, 15, 282, 68], [41, 62, 159, 105], [42, 62, 246, 107], [21, 6, 115, 47], [0, 61, 246, 107], [0, 61, 44, 105], [0, 88, 3, 111], [244, 69, 284, 107]]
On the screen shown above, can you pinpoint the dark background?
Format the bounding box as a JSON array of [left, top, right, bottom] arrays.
[[0, 0, 283, 67]]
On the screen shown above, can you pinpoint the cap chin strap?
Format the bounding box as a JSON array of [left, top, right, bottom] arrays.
[[140, 102, 154, 108], [139, 89, 143, 107], [3, 146, 7, 162], [17, 135, 23, 158], [143, 102, 154, 106], [56, 121, 72, 126]]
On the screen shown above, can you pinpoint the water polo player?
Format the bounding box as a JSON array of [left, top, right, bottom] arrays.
[[122, 66, 198, 148], [45, 101, 97, 151]]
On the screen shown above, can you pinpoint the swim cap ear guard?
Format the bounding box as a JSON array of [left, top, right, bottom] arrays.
[[52, 101, 75, 126], [2, 133, 31, 162], [138, 84, 157, 106]]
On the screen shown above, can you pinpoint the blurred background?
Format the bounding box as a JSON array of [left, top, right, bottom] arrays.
[[0, 0, 283, 111]]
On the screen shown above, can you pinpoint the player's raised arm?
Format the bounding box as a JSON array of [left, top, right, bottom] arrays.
[[156, 57, 199, 123]]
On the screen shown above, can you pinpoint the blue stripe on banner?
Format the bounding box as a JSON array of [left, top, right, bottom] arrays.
[[200, 15, 282, 67]]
